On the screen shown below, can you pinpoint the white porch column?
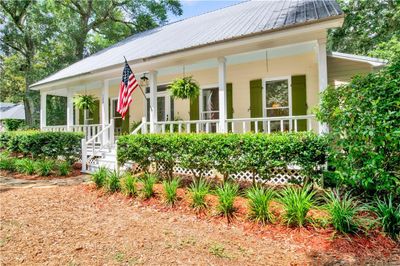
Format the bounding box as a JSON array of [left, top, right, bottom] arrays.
[[66, 89, 74, 131], [149, 71, 158, 133], [40, 91, 47, 130], [317, 38, 329, 134], [102, 80, 110, 143], [218, 57, 227, 133]]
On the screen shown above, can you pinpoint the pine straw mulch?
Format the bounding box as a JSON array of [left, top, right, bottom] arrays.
[[1, 183, 399, 265]]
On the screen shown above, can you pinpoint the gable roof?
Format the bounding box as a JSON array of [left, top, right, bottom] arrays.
[[328, 52, 387, 67], [32, 0, 343, 88]]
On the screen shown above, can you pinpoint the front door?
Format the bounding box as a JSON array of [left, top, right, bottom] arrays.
[[263, 77, 291, 132], [201, 87, 219, 132], [146, 93, 174, 122]]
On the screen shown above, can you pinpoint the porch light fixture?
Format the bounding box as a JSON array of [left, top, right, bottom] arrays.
[[140, 73, 149, 87]]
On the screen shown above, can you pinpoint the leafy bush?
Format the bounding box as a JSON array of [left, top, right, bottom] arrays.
[[0, 157, 16, 171], [2, 119, 25, 131], [121, 173, 138, 197], [168, 76, 200, 99], [372, 195, 400, 240], [105, 170, 121, 193], [162, 177, 180, 205], [324, 189, 365, 234], [34, 160, 54, 176], [279, 185, 316, 227], [118, 132, 327, 183], [0, 131, 84, 162], [215, 182, 239, 218], [141, 174, 157, 199], [247, 186, 275, 224], [188, 178, 210, 210], [317, 58, 400, 196], [15, 158, 35, 175], [91, 167, 108, 188], [57, 161, 71, 176]]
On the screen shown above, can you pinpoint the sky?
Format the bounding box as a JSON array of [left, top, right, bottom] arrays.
[[169, 0, 245, 22]]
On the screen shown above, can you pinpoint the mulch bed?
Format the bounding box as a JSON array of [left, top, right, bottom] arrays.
[[85, 182, 399, 264], [0, 163, 82, 180]]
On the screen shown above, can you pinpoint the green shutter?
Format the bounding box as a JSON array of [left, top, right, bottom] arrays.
[[291, 75, 307, 131], [250, 79, 262, 131], [79, 109, 84, 125], [190, 96, 199, 132], [91, 100, 100, 124], [227, 83, 233, 132], [122, 107, 130, 134]]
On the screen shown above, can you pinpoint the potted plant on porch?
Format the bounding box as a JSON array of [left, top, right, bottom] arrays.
[[73, 94, 97, 124], [168, 76, 200, 100]]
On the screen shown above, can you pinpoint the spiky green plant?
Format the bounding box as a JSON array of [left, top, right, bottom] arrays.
[[215, 182, 239, 218], [57, 161, 71, 176], [188, 178, 210, 210], [372, 194, 400, 241], [163, 177, 180, 205], [105, 170, 121, 193], [120, 173, 138, 197], [91, 167, 108, 188], [141, 174, 157, 199], [279, 185, 316, 227], [15, 158, 35, 175], [34, 160, 54, 176], [324, 189, 365, 234], [247, 186, 275, 224], [0, 157, 16, 172]]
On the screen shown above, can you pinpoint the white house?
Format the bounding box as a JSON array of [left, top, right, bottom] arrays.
[[30, 0, 386, 171]]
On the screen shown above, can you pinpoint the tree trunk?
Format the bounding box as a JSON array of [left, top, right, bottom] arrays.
[[23, 83, 33, 126]]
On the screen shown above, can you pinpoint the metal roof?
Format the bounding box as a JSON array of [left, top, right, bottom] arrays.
[[328, 52, 387, 67], [0, 103, 25, 120], [32, 0, 343, 88]]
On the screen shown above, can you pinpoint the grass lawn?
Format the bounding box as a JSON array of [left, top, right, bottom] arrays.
[[0, 184, 399, 265]]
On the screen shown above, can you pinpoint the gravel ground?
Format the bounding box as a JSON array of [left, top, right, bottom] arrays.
[[1, 185, 399, 265]]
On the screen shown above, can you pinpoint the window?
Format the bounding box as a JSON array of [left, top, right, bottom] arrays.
[[201, 87, 219, 120], [265, 79, 289, 117]]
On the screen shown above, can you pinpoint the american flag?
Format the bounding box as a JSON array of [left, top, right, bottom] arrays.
[[117, 60, 138, 119]]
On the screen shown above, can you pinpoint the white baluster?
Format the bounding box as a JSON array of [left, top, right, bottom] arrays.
[[162, 124, 166, 133], [267, 120, 271, 134], [81, 139, 87, 172], [242, 121, 246, 133], [186, 123, 190, 133], [307, 118, 312, 131], [178, 123, 182, 133], [205, 122, 209, 133], [294, 119, 298, 132], [255, 121, 259, 133], [280, 120, 284, 132], [196, 123, 199, 133]]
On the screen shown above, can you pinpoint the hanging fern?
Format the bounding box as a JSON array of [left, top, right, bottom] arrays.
[[168, 76, 200, 100], [73, 94, 97, 111]]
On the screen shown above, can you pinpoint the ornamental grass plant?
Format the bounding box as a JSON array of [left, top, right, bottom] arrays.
[[188, 178, 210, 210], [215, 182, 239, 219], [247, 186, 275, 224], [120, 172, 138, 197], [163, 177, 180, 205], [141, 174, 157, 199], [91, 167, 108, 188]]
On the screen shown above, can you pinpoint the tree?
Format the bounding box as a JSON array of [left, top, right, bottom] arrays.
[[328, 0, 400, 56]]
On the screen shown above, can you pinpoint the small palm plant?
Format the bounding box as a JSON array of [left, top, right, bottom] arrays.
[[247, 186, 275, 224], [16, 158, 35, 175], [120, 173, 138, 197], [105, 170, 121, 193], [163, 177, 180, 205], [188, 178, 210, 210], [141, 174, 157, 199], [91, 167, 108, 188], [279, 185, 316, 227], [372, 194, 400, 241], [58, 161, 71, 176], [215, 182, 239, 219], [324, 189, 365, 234], [34, 160, 54, 176]]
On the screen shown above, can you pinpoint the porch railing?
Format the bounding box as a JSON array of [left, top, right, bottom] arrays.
[[131, 115, 316, 134], [43, 124, 102, 140]]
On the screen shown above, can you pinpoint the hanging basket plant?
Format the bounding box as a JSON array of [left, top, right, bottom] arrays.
[[73, 94, 97, 111], [168, 76, 200, 100]]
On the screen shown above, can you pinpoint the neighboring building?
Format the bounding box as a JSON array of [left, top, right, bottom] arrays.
[[30, 0, 386, 171], [0, 103, 25, 131]]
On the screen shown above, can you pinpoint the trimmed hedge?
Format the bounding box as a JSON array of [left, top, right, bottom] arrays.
[[117, 132, 327, 183], [0, 131, 84, 162]]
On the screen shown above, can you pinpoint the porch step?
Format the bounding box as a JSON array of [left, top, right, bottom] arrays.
[[85, 145, 132, 174]]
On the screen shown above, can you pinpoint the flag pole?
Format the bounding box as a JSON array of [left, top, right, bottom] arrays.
[[123, 56, 152, 110]]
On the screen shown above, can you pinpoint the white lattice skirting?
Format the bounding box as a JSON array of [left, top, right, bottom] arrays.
[[157, 163, 304, 185]]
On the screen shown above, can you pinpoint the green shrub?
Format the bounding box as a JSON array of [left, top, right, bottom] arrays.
[[162, 177, 180, 205], [0, 157, 16, 172], [0, 131, 83, 162], [105, 170, 121, 193], [324, 189, 365, 234], [117, 132, 327, 183], [247, 186, 275, 224], [188, 178, 210, 210], [91, 167, 108, 188], [279, 185, 316, 227], [215, 182, 239, 218], [57, 161, 71, 176], [34, 160, 54, 176], [15, 158, 35, 175], [317, 58, 400, 196], [2, 119, 26, 131], [120, 173, 138, 197], [141, 174, 157, 199], [372, 194, 400, 240]]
